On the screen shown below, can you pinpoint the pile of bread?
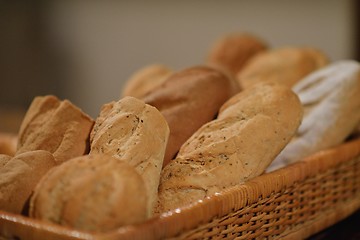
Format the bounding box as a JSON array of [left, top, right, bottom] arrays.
[[1, 33, 359, 233]]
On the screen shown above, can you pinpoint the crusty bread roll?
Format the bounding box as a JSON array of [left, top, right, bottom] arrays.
[[16, 95, 94, 164], [90, 96, 169, 216], [156, 83, 303, 213], [0, 154, 12, 168], [143, 66, 240, 167], [30, 154, 147, 232], [0, 150, 56, 214], [237, 47, 329, 89], [121, 64, 173, 99], [207, 33, 268, 76], [0, 133, 17, 156], [268, 60, 360, 172]]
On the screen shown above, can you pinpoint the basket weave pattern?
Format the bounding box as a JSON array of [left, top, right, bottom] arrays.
[[173, 155, 360, 239], [0, 138, 359, 240]]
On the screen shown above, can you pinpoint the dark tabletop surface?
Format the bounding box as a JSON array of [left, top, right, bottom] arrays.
[[307, 209, 360, 240]]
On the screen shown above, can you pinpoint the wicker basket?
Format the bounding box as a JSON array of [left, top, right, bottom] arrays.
[[1, 137, 360, 240]]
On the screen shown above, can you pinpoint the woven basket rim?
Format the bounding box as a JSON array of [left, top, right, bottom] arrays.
[[0, 137, 359, 240], [101, 136, 360, 239]]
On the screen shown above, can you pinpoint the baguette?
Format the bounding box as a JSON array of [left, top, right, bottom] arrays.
[[121, 64, 172, 99], [207, 33, 268, 76], [268, 60, 360, 171], [237, 47, 329, 89], [157, 82, 303, 212], [143, 66, 240, 167]]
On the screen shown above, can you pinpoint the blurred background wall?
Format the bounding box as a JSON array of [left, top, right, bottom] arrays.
[[0, 0, 359, 132]]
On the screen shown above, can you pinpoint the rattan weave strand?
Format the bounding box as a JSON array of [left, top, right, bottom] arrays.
[[0, 138, 359, 240]]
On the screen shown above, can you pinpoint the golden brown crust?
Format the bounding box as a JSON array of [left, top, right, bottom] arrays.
[[143, 66, 240, 167], [237, 47, 329, 89], [0, 150, 56, 214], [156, 83, 303, 213], [90, 96, 169, 216], [29, 154, 148, 232], [16, 95, 94, 164], [0, 133, 17, 156], [121, 64, 173, 99], [0, 154, 12, 168], [207, 33, 268, 76]]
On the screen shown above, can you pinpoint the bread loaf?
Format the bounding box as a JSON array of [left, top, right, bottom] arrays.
[[121, 64, 173, 99], [16, 95, 94, 164], [207, 33, 268, 76], [0, 154, 12, 168], [0, 150, 56, 214], [156, 83, 303, 213], [143, 66, 240, 167], [237, 47, 329, 89], [90, 96, 169, 215], [268, 60, 360, 171], [29, 154, 147, 232], [0, 133, 17, 156]]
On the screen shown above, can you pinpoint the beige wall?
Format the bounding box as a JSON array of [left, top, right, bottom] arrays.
[[0, 0, 357, 119]]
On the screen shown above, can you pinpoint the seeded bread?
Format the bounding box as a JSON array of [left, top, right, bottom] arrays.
[[0, 154, 12, 168], [90, 96, 169, 216], [156, 83, 303, 213]]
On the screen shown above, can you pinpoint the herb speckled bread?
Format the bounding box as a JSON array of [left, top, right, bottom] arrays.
[[156, 82, 303, 213], [90, 96, 170, 216]]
